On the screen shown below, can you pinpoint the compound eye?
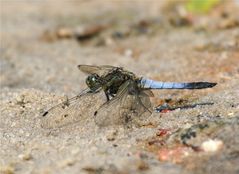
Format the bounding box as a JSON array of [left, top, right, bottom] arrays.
[[90, 74, 99, 83], [86, 74, 99, 90], [91, 76, 96, 82]]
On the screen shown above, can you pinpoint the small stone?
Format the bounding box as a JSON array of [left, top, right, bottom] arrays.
[[201, 139, 223, 152], [124, 49, 133, 57], [18, 153, 32, 161], [58, 159, 75, 168], [10, 122, 16, 127], [106, 130, 118, 141], [15, 95, 24, 104], [56, 28, 73, 38]]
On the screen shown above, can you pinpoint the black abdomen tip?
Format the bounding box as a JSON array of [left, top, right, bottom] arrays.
[[186, 82, 217, 89], [200, 82, 217, 88], [208, 82, 217, 88]]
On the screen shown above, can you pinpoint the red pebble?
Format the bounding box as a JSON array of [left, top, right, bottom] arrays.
[[160, 109, 171, 113], [157, 129, 170, 137]]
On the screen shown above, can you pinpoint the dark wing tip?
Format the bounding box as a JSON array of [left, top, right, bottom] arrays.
[[42, 111, 48, 117]]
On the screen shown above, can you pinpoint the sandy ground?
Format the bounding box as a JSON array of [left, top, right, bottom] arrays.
[[0, 1, 239, 174]]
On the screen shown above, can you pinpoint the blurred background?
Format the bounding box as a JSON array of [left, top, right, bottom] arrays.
[[1, 0, 238, 94]]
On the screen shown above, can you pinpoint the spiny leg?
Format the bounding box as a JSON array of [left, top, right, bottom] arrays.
[[104, 91, 110, 101]]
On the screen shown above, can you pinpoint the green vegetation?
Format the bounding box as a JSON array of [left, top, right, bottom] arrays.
[[186, 0, 221, 13]]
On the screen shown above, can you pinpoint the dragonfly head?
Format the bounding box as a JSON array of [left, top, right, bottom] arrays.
[[86, 74, 101, 92]]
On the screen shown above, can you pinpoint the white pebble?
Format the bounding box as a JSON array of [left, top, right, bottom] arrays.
[[201, 139, 223, 152], [124, 49, 133, 57]]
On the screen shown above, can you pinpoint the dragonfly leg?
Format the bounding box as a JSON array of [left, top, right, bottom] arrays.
[[94, 100, 108, 116], [104, 90, 115, 101], [104, 92, 110, 101]]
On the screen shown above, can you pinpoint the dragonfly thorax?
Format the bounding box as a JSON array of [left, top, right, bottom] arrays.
[[103, 69, 137, 96]]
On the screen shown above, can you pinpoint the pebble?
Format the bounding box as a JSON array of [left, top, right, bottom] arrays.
[[201, 139, 223, 152], [18, 153, 32, 161]]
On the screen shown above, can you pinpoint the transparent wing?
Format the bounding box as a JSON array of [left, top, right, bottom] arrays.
[[41, 88, 101, 129], [94, 81, 152, 127], [138, 90, 153, 113], [141, 89, 154, 97], [77, 65, 116, 76]]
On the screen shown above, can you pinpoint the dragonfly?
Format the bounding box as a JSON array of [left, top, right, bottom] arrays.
[[41, 65, 216, 128]]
